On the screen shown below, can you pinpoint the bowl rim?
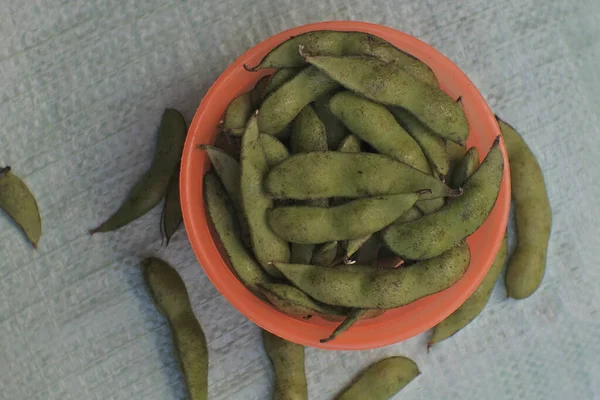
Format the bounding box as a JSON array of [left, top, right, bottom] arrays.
[[181, 20, 510, 350]]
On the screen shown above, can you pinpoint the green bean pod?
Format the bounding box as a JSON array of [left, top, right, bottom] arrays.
[[204, 172, 271, 291], [263, 330, 308, 400], [391, 107, 450, 178], [382, 137, 503, 260], [354, 236, 381, 265], [260, 283, 346, 317], [142, 257, 208, 400], [337, 135, 361, 152], [451, 146, 480, 189], [429, 234, 507, 346], [260, 134, 290, 167], [160, 169, 182, 246], [268, 192, 422, 244], [446, 139, 467, 174], [291, 105, 328, 154], [314, 93, 349, 149], [498, 117, 552, 299], [223, 92, 253, 135], [320, 308, 368, 343], [265, 152, 459, 200], [311, 241, 339, 266], [241, 115, 290, 277], [252, 75, 272, 108], [91, 109, 187, 234], [290, 244, 315, 265], [335, 356, 420, 400], [258, 66, 339, 136], [345, 206, 422, 256], [261, 68, 302, 100], [272, 243, 470, 309], [304, 55, 468, 145], [249, 30, 437, 86], [199, 145, 243, 213], [0, 167, 42, 248], [329, 91, 431, 173]]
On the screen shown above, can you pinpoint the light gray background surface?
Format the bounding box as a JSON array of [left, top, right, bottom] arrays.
[[1, 1, 599, 399]]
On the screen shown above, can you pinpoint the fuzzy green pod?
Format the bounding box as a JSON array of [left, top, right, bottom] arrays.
[[263, 330, 308, 400], [291, 105, 328, 154], [498, 117, 552, 299], [241, 115, 290, 277], [265, 152, 459, 200], [451, 146, 480, 189], [304, 55, 468, 145], [91, 109, 187, 234], [268, 192, 422, 244], [223, 92, 253, 135], [261, 283, 346, 317], [429, 234, 507, 346], [258, 66, 339, 136], [142, 257, 208, 400], [204, 172, 270, 291], [249, 30, 437, 86], [260, 134, 290, 167], [314, 93, 349, 149], [382, 138, 503, 260], [329, 92, 431, 173], [335, 357, 420, 400], [160, 169, 182, 245], [391, 107, 450, 178], [272, 243, 470, 309], [337, 135, 361, 152], [0, 167, 42, 248]]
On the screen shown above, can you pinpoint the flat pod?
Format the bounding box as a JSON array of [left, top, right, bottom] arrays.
[[0, 167, 42, 248], [263, 330, 308, 400], [335, 356, 420, 400], [304, 55, 469, 145], [240, 115, 290, 277], [498, 117, 552, 299], [429, 234, 508, 346], [268, 193, 422, 244], [265, 152, 457, 200], [391, 107, 450, 178], [160, 169, 182, 245], [91, 109, 187, 234], [258, 66, 339, 136], [329, 91, 431, 173], [204, 172, 270, 292], [260, 134, 290, 167], [451, 146, 480, 189], [250, 30, 437, 86], [382, 138, 504, 260], [272, 243, 470, 309], [142, 257, 208, 400]]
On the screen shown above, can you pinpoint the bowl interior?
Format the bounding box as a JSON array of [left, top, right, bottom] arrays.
[[181, 21, 510, 350]]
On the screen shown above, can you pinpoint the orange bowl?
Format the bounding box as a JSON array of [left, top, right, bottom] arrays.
[[181, 21, 510, 350]]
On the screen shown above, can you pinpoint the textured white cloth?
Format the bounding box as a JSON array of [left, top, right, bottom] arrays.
[[1, 0, 599, 399]]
